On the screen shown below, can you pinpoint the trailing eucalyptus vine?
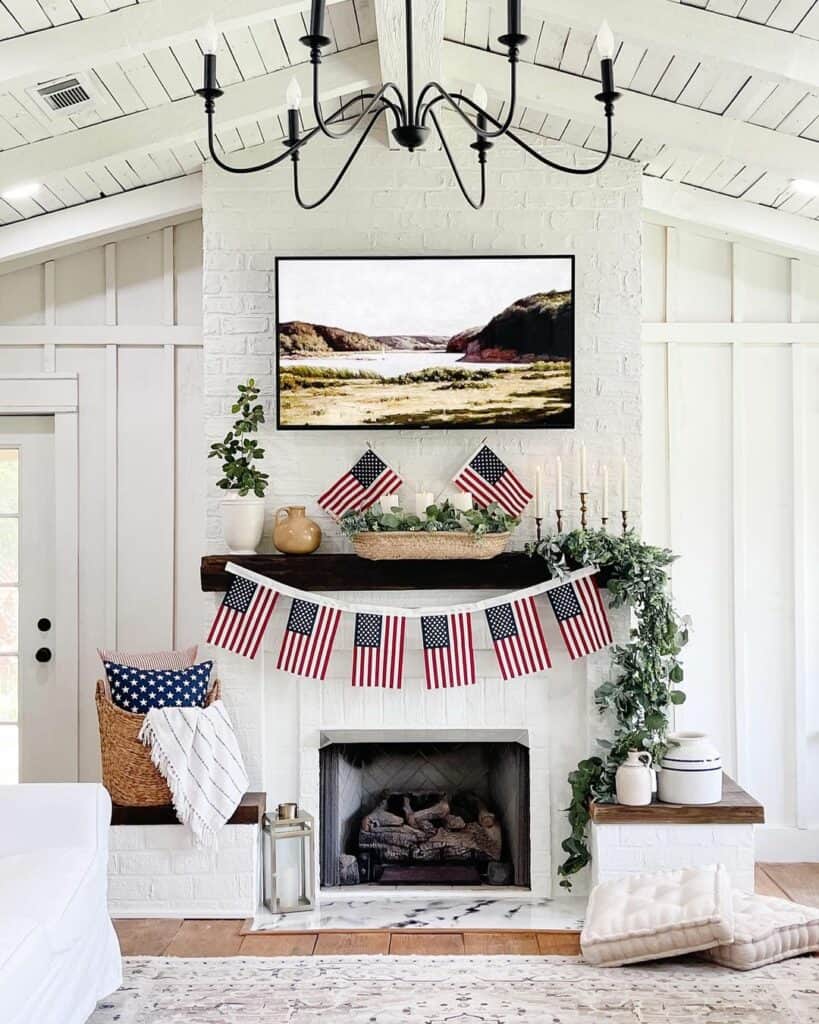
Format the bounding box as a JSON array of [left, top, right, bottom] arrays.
[[528, 529, 689, 888]]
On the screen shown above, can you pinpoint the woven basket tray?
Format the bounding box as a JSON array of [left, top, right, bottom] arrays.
[[352, 531, 510, 561], [96, 678, 220, 807]]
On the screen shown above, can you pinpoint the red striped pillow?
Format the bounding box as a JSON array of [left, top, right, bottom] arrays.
[[97, 646, 198, 670]]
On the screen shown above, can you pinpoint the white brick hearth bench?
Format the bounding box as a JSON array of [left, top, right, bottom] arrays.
[[589, 776, 763, 893], [107, 793, 264, 919]]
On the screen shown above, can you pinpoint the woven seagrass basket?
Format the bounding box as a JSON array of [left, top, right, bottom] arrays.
[[351, 531, 510, 561], [95, 678, 220, 807]]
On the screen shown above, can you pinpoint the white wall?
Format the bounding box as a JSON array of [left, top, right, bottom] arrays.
[[642, 221, 819, 858], [0, 218, 204, 781]]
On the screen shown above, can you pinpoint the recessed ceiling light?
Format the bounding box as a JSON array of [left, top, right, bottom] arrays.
[[1, 182, 41, 202], [791, 178, 819, 197]]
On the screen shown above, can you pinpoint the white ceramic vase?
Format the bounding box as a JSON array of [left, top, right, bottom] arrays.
[[615, 749, 654, 806], [658, 731, 722, 805], [221, 495, 266, 554]]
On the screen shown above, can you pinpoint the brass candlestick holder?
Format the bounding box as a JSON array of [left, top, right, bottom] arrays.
[[555, 508, 564, 533], [580, 491, 589, 530], [621, 509, 629, 535], [535, 516, 543, 543]]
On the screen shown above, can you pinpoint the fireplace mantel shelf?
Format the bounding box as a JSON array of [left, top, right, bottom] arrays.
[[200, 553, 554, 593]]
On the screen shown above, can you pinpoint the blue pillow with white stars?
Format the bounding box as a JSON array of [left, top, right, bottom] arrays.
[[104, 660, 213, 713]]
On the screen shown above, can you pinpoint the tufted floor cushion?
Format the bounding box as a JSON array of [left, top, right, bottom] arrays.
[[697, 890, 819, 970], [581, 864, 734, 967]]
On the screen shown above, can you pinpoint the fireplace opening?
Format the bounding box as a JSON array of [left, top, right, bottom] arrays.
[[320, 741, 530, 888]]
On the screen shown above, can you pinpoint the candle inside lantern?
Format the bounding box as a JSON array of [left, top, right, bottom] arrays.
[[535, 465, 544, 518], [555, 456, 563, 509], [602, 465, 609, 519], [415, 492, 434, 517], [580, 444, 588, 492], [380, 493, 398, 515], [621, 456, 629, 511]]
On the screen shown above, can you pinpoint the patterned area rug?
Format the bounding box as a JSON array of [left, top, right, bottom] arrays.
[[89, 954, 819, 1023]]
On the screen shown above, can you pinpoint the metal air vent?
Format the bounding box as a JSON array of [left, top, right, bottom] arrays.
[[28, 74, 98, 120]]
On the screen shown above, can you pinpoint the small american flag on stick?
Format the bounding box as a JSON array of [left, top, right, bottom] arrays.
[[547, 574, 612, 660], [453, 444, 533, 516], [421, 612, 476, 689], [277, 598, 341, 680], [352, 613, 406, 689], [207, 575, 279, 659], [485, 595, 551, 680], [317, 449, 403, 518]]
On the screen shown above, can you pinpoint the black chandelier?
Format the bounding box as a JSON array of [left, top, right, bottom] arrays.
[[196, 0, 620, 209]]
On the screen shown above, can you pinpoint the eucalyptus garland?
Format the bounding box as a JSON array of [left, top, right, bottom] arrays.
[[528, 529, 689, 888]]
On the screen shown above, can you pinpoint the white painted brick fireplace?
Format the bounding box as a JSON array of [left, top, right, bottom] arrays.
[[194, 121, 643, 909]]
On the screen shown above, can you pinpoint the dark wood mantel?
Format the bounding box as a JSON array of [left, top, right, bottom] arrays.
[[201, 552, 553, 593], [589, 775, 764, 825]]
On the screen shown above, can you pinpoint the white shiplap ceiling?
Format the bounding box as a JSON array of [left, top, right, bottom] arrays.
[[0, 0, 817, 229]]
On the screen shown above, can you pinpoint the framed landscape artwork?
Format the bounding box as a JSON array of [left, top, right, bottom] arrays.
[[276, 255, 575, 430]]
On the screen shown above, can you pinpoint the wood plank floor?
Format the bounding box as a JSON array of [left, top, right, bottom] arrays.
[[114, 862, 818, 957]]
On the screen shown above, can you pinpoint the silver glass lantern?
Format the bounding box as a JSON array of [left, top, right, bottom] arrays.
[[262, 809, 316, 914]]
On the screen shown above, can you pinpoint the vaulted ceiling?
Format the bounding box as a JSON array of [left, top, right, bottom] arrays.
[[0, 0, 817, 230]]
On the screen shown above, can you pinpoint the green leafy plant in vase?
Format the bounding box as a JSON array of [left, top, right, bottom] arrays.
[[209, 378, 269, 554]]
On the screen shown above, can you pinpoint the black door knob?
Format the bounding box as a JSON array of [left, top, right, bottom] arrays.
[[37, 618, 51, 632], [35, 647, 52, 663]]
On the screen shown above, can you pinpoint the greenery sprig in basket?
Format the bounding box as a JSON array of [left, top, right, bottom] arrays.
[[528, 528, 689, 889], [340, 500, 520, 561]]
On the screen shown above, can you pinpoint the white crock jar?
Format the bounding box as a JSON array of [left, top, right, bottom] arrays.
[[221, 494, 266, 554], [658, 731, 722, 805], [615, 749, 654, 806]]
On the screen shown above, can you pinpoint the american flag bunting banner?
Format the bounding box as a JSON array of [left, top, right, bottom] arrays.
[[547, 574, 612, 660], [453, 444, 533, 516], [207, 575, 279, 659], [421, 612, 476, 689], [277, 598, 342, 680], [352, 613, 407, 689], [317, 449, 403, 518], [485, 595, 552, 680]]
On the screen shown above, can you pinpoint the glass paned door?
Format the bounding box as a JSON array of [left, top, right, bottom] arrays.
[[0, 450, 19, 783]]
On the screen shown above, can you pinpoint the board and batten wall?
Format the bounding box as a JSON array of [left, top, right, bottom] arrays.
[[642, 221, 819, 859], [0, 217, 204, 781]]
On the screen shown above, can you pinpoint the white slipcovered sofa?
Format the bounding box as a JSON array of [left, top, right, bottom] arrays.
[[0, 784, 122, 1024]]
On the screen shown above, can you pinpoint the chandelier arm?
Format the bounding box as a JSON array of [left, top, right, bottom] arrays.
[[503, 114, 614, 174], [203, 95, 387, 175], [428, 109, 486, 210], [416, 67, 518, 139], [310, 70, 405, 139], [292, 110, 384, 210]]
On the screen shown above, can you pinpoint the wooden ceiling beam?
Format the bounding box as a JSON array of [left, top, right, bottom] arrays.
[[480, 0, 819, 94], [0, 0, 347, 97], [444, 42, 819, 183], [0, 44, 379, 193]]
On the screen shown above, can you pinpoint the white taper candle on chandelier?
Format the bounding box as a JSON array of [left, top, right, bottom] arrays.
[[621, 456, 629, 511], [596, 20, 615, 59]]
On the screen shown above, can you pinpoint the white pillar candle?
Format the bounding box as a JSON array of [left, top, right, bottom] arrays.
[[602, 465, 609, 519], [415, 492, 434, 516], [580, 443, 588, 491], [621, 456, 629, 511], [380, 493, 398, 515], [556, 456, 563, 509], [535, 466, 544, 518], [453, 490, 472, 512]]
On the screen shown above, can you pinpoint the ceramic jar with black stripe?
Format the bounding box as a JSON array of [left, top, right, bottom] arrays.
[[658, 731, 723, 805]]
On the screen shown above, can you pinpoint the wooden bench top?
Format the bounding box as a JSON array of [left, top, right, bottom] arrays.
[[110, 791, 266, 826], [589, 774, 764, 825]]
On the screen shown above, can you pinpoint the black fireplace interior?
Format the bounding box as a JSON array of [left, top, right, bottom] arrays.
[[320, 741, 530, 887]]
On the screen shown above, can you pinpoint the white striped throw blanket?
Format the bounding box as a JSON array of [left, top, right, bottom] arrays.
[[138, 700, 249, 847]]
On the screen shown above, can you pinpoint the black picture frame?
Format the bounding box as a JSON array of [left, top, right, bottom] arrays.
[[275, 254, 575, 431]]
